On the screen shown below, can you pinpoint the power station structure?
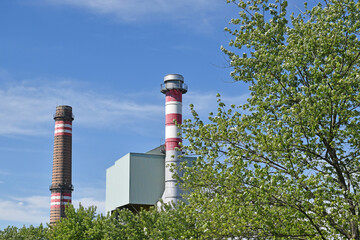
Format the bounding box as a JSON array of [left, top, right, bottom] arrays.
[[106, 74, 193, 214], [50, 105, 74, 224], [161, 74, 187, 204]]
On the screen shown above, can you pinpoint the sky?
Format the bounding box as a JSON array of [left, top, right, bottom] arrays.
[[0, 0, 306, 229]]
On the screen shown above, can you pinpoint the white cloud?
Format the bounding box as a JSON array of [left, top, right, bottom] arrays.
[[40, 0, 224, 26], [0, 196, 49, 224], [0, 72, 249, 137], [0, 194, 105, 227], [0, 78, 163, 136]]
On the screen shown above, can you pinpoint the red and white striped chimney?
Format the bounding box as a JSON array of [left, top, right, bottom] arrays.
[[50, 105, 74, 224], [161, 74, 187, 204]]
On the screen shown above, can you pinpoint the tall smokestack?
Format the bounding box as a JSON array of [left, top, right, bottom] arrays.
[[50, 105, 74, 224], [161, 74, 187, 204]]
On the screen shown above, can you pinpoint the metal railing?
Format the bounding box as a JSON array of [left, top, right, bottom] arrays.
[[160, 83, 188, 93]]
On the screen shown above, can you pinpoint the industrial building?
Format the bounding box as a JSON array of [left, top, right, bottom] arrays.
[[48, 74, 193, 222], [105, 74, 194, 213], [106, 146, 165, 213]]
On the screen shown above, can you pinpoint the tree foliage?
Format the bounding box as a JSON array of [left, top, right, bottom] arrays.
[[0, 224, 48, 240], [43, 203, 199, 239], [181, 0, 360, 239]]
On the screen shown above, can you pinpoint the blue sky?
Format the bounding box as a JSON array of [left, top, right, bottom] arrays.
[[0, 0, 305, 229]]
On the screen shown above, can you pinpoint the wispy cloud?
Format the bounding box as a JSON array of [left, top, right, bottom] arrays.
[[0, 71, 249, 137], [0, 77, 163, 136], [0, 193, 105, 227], [0, 196, 49, 224], [39, 0, 225, 29]]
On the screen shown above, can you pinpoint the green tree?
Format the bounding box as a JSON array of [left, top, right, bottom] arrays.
[[47, 204, 103, 239], [181, 0, 360, 239], [0, 224, 48, 240], [46, 203, 199, 239]]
